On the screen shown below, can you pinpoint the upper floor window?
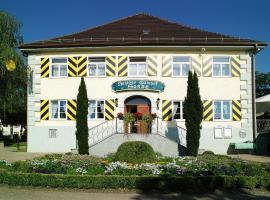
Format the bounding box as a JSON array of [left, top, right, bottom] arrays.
[[213, 100, 231, 120], [212, 57, 230, 77], [51, 58, 68, 77], [172, 100, 184, 120], [89, 100, 105, 119], [128, 57, 147, 77], [88, 57, 106, 77], [172, 56, 190, 77], [51, 100, 67, 119]]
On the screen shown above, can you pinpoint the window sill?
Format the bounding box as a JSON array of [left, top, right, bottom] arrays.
[[171, 76, 188, 78], [211, 76, 232, 78], [49, 76, 68, 79], [213, 119, 233, 122], [86, 76, 107, 78]]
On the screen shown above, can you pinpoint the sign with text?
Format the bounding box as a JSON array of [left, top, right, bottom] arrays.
[[112, 80, 165, 92]]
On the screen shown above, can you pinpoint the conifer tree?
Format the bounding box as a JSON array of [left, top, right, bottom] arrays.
[[76, 77, 89, 154], [183, 72, 203, 156]]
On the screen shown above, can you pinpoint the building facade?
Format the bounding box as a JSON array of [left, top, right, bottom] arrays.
[[20, 14, 267, 155]]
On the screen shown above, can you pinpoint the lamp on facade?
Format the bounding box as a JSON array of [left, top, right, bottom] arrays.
[[115, 98, 118, 107], [156, 98, 160, 110]]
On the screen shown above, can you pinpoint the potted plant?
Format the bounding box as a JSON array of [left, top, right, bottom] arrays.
[[123, 113, 136, 133], [134, 112, 142, 120], [117, 112, 124, 120], [142, 113, 155, 133]]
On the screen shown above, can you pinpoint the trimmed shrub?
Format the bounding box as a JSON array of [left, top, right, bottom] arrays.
[[115, 141, 156, 164], [202, 151, 215, 155]]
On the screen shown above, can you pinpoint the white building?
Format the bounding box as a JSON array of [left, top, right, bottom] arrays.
[[19, 13, 267, 156]]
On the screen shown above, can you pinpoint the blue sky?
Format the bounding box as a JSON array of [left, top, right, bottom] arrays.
[[1, 0, 269, 72]]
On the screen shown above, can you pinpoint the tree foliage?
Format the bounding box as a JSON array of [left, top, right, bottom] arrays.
[[256, 71, 270, 98], [76, 77, 89, 154], [0, 11, 27, 124], [183, 72, 203, 156]]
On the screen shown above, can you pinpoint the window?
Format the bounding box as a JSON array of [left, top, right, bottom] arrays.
[[213, 100, 231, 120], [48, 129, 57, 138], [128, 57, 147, 76], [51, 100, 67, 119], [51, 58, 68, 77], [88, 100, 105, 119], [214, 127, 223, 139], [212, 57, 230, 77], [224, 127, 232, 139], [172, 101, 184, 120], [88, 57, 106, 77], [172, 56, 190, 77]]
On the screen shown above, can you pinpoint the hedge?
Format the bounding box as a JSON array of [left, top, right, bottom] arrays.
[[0, 170, 269, 191]]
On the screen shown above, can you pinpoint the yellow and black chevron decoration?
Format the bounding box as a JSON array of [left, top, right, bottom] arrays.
[[202, 56, 212, 77], [105, 99, 115, 120], [191, 55, 202, 76], [232, 100, 241, 121], [162, 56, 171, 77], [40, 57, 50, 78], [147, 56, 158, 76], [40, 99, 49, 120], [67, 99, 77, 120], [231, 56, 241, 77], [68, 56, 78, 77], [106, 56, 117, 77], [203, 100, 213, 121], [77, 56, 87, 77], [118, 56, 128, 77], [162, 100, 172, 121]]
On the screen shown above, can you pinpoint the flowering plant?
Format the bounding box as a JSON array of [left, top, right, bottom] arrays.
[[151, 113, 157, 119], [134, 112, 142, 120], [117, 112, 123, 120]]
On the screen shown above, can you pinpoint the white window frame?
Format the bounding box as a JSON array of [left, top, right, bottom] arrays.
[[88, 99, 105, 120], [128, 57, 148, 77], [214, 126, 223, 139], [87, 57, 106, 77], [224, 126, 233, 139], [172, 100, 184, 120], [50, 100, 67, 120], [213, 100, 232, 121], [171, 56, 191, 77], [212, 56, 231, 77], [50, 57, 68, 78]]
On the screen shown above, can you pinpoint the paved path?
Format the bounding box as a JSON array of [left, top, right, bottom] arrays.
[[230, 154, 270, 163], [0, 185, 270, 200]]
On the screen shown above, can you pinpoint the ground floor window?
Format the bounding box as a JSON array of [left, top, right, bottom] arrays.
[[89, 100, 105, 119], [172, 100, 184, 120], [51, 100, 67, 119], [213, 100, 231, 120]]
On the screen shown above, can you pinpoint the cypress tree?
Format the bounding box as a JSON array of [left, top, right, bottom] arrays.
[[76, 77, 89, 154], [183, 72, 203, 156]]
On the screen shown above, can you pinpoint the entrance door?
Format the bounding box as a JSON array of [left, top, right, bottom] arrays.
[[137, 104, 150, 133]]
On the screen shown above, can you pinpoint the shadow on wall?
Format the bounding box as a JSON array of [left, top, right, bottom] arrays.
[[165, 120, 186, 156]]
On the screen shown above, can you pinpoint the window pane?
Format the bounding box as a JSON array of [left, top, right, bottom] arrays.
[[89, 100, 96, 119], [52, 58, 67, 63], [213, 57, 229, 63], [129, 64, 137, 75], [173, 56, 189, 62], [213, 64, 221, 76], [214, 101, 222, 120], [88, 65, 96, 76], [138, 64, 146, 76], [223, 101, 231, 120], [51, 101, 58, 119], [60, 65, 67, 76], [222, 64, 230, 76], [182, 64, 190, 76], [97, 101, 104, 119], [173, 64, 181, 76], [173, 101, 181, 119], [97, 64, 105, 76], [59, 101, 66, 119], [51, 65, 59, 77]]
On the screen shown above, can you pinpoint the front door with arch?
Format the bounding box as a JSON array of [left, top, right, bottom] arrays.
[[124, 95, 151, 133]]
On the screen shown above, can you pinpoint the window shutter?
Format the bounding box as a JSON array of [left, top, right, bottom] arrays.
[[106, 56, 117, 77], [40, 100, 49, 120], [203, 100, 213, 121], [231, 56, 241, 77], [162, 56, 171, 77], [147, 56, 158, 76], [162, 100, 172, 121], [105, 99, 115, 120], [191, 55, 201, 76], [68, 56, 78, 77], [117, 56, 128, 77], [40, 57, 50, 78], [232, 100, 241, 121], [67, 99, 77, 120], [202, 56, 212, 77], [77, 56, 87, 77]]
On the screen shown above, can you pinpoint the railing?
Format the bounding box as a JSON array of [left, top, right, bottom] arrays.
[[257, 119, 270, 136]]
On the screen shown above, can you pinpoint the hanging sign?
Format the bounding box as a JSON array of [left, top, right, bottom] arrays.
[[112, 80, 165, 92]]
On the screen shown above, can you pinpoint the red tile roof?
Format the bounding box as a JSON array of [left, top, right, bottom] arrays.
[[19, 13, 267, 49]]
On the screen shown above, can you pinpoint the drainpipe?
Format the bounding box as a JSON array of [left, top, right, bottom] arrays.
[[251, 46, 257, 142]]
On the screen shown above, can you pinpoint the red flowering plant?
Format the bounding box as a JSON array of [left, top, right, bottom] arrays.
[[134, 112, 143, 120], [117, 112, 124, 120]]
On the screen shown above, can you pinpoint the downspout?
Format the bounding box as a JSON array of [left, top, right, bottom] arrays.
[[251, 46, 257, 142]]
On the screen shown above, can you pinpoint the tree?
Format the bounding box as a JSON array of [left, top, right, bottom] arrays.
[[256, 71, 270, 98], [76, 77, 89, 154], [0, 11, 27, 124], [183, 72, 203, 156]]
